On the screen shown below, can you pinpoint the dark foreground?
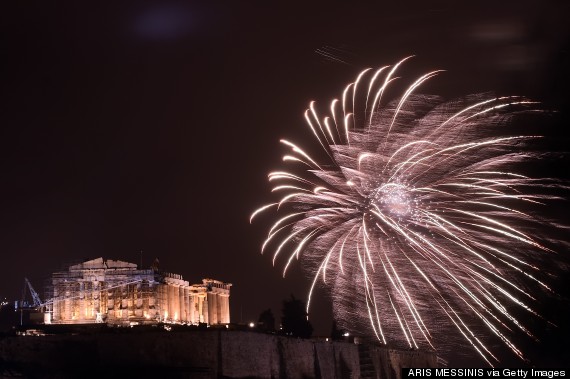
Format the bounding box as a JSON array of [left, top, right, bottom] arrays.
[[0, 326, 436, 378]]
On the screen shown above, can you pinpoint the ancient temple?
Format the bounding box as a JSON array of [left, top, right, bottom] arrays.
[[43, 258, 231, 326]]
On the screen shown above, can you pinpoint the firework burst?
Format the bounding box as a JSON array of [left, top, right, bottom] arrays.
[[251, 57, 566, 365]]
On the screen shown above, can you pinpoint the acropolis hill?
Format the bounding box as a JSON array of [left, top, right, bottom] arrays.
[[0, 257, 437, 378], [0, 328, 436, 378]]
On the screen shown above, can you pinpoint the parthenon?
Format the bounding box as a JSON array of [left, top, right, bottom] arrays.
[[44, 257, 231, 326]]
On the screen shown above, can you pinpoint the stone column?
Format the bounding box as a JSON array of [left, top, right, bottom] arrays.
[[216, 293, 222, 324], [173, 284, 179, 321], [146, 282, 154, 318], [120, 285, 126, 321], [64, 285, 71, 322], [178, 285, 184, 322], [164, 283, 174, 320], [85, 282, 92, 321], [183, 288, 190, 322], [52, 286, 58, 322], [78, 282, 85, 322], [169, 285, 174, 321], [220, 295, 230, 324], [201, 295, 208, 324], [163, 284, 168, 320], [135, 283, 142, 318], [197, 295, 202, 323], [208, 293, 217, 324], [93, 281, 100, 321], [188, 294, 194, 323], [193, 295, 197, 323], [226, 295, 232, 324]]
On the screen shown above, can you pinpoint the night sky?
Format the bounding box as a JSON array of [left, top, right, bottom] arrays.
[[1, 0, 569, 366]]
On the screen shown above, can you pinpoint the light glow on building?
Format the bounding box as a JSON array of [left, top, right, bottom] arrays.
[[43, 258, 231, 326]]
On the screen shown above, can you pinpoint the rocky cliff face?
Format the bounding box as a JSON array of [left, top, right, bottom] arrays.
[[0, 328, 436, 378]]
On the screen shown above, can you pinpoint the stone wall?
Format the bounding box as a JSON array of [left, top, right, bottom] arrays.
[[0, 329, 435, 378]]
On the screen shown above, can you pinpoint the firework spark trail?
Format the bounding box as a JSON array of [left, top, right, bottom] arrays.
[[251, 58, 567, 365]]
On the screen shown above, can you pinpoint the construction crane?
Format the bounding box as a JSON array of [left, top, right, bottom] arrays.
[[23, 278, 43, 307], [17, 278, 44, 326]]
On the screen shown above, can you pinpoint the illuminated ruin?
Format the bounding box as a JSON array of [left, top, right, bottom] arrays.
[[44, 258, 231, 325]]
